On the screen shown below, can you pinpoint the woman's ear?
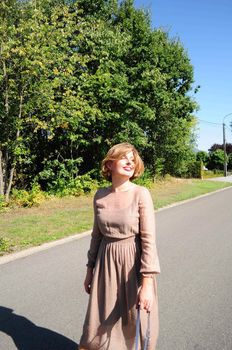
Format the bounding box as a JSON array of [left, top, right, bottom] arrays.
[[106, 160, 112, 171]]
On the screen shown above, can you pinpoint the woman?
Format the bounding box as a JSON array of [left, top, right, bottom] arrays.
[[79, 142, 160, 350]]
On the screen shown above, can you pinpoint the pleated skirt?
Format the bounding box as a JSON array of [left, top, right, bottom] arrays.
[[79, 235, 159, 350]]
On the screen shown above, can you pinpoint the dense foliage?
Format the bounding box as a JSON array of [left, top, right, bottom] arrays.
[[207, 149, 225, 171], [201, 143, 232, 171], [0, 0, 199, 199], [209, 143, 232, 154], [197, 145, 232, 172], [196, 151, 209, 165]]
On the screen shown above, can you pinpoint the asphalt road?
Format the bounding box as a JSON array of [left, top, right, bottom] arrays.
[[207, 175, 232, 183], [1, 187, 232, 350]]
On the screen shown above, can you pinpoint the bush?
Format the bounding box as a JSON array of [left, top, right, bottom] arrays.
[[51, 173, 100, 197], [153, 158, 165, 179], [134, 169, 154, 188], [37, 158, 83, 193], [11, 183, 47, 207], [0, 237, 11, 254], [0, 195, 8, 212], [186, 160, 203, 178], [202, 170, 224, 178]]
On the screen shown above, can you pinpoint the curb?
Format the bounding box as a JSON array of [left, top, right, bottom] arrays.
[[155, 185, 232, 212], [1, 185, 232, 266], [0, 230, 91, 266]]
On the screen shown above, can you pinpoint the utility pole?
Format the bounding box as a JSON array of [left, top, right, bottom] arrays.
[[223, 122, 227, 177], [222, 113, 232, 177]]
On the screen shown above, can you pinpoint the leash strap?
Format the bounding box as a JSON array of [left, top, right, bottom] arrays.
[[135, 307, 140, 350], [135, 307, 151, 350]]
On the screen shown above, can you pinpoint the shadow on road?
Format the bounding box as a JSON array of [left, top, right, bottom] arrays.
[[0, 306, 78, 350]]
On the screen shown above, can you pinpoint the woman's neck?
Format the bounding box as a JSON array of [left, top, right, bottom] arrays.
[[110, 178, 134, 192]]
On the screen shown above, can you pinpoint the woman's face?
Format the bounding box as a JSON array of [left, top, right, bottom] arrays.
[[108, 151, 135, 179]]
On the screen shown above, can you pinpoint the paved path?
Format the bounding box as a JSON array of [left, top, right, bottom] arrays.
[[156, 186, 232, 349], [1, 187, 232, 349], [207, 175, 232, 182]]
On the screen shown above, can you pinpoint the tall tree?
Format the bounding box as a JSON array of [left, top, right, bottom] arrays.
[[109, 1, 198, 175], [0, 0, 26, 199], [209, 143, 232, 154], [0, 0, 89, 196], [1, 0, 199, 196]]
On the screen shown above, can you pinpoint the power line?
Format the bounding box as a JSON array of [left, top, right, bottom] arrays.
[[197, 118, 222, 126]]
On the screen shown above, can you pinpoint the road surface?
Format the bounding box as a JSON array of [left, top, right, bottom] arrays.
[[207, 175, 232, 183], [1, 187, 232, 349]]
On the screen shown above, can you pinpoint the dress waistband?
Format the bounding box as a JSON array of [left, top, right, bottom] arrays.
[[102, 235, 140, 244]]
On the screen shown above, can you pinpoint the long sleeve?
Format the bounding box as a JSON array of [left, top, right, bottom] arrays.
[[86, 192, 103, 268], [139, 187, 160, 274]]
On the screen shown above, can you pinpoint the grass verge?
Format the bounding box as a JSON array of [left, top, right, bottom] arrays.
[[0, 178, 232, 256]]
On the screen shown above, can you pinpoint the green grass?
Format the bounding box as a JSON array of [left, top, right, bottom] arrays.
[[151, 178, 232, 209], [0, 178, 232, 256], [0, 196, 93, 255], [202, 170, 224, 179]]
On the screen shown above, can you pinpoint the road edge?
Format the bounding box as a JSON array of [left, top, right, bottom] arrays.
[[1, 185, 232, 265]]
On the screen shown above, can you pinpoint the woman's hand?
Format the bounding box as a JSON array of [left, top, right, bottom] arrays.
[[137, 277, 154, 312], [84, 268, 94, 294]]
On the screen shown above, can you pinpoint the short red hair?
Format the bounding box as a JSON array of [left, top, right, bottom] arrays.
[[101, 143, 144, 181]]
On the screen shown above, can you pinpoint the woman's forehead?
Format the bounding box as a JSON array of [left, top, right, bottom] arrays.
[[124, 150, 134, 157]]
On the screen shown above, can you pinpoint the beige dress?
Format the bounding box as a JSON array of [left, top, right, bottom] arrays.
[[79, 184, 160, 350]]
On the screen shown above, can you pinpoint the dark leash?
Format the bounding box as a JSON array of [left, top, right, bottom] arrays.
[[135, 306, 151, 350]]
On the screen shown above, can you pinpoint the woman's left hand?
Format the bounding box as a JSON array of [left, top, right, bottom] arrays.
[[137, 278, 154, 312]]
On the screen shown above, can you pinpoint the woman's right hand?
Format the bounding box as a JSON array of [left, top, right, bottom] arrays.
[[84, 268, 94, 294]]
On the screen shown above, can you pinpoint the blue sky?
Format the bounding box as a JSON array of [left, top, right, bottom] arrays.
[[134, 0, 232, 151]]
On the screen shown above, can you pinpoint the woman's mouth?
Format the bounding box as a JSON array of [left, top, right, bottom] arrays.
[[123, 167, 133, 171]]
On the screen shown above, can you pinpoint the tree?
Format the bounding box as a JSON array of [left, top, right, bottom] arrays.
[[207, 149, 225, 170], [1, 0, 199, 196], [76, 0, 198, 176], [196, 151, 209, 165], [0, 0, 27, 199], [0, 0, 89, 196], [209, 143, 232, 154], [228, 153, 232, 171]]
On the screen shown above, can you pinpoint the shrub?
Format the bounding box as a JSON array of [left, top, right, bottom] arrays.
[[134, 169, 154, 188], [202, 170, 224, 178], [37, 158, 83, 193], [0, 237, 11, 254], [11, 183, 47, 207], [186, 160, 203, 178], [0, 195, 8, 212], [52, 173, 99, 197]]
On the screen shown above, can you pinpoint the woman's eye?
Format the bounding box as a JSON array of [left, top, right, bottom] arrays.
[[120, 156, 134, 162]]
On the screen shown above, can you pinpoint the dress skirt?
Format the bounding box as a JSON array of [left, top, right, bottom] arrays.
[[79, 235, 159, 350]]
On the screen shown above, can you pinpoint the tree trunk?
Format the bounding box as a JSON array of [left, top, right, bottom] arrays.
[[0, 149, 4, 196], [5, 92, 24, 201], [2, 47, 10, 199], [5, 166, 14, 202]]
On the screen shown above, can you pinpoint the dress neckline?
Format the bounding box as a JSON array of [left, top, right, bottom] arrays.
[[108, 183, 137, 193]]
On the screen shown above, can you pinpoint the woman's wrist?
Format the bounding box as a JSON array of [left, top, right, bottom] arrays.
[[142, 273, 154, 278], [141, 273, 154, 287], [142, 279, 153, 287]]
